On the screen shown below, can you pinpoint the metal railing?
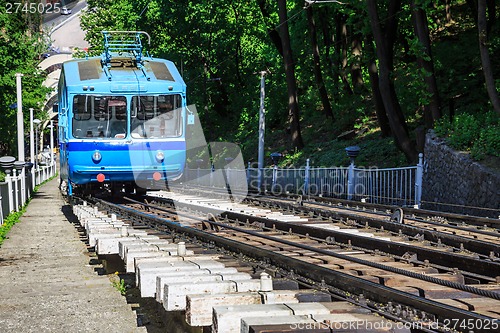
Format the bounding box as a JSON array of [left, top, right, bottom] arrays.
[[185, 153, 424, 208], [0, 162, 57, 224]]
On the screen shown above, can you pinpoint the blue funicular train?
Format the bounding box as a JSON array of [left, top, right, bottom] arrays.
[[58, 31, 187, 196]]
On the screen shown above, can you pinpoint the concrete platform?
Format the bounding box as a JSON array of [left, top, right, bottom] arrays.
[[0, 177, 145, 333]]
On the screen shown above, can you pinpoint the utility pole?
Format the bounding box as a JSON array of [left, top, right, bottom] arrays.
[[50, 120, 54, 166], [257, 70, 268, 191]]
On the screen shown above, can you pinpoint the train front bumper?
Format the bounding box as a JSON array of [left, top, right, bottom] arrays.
[[69, 164, 183, 184]]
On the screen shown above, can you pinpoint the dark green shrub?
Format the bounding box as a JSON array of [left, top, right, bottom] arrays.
[[447, 113, 481, 149], [471, 124, 500, 160], [435, 111, 499, 160]]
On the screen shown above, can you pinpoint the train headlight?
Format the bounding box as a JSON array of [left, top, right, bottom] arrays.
[[92, 150, 102, 163], [156, 150, 165, 163]]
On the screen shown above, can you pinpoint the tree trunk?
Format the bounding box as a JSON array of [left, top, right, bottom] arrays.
[[318, 8, 337, 100], [411, 0, 441, 128], [277, 0, 304, 149], [366, 34, 391, 137], [350, 11, 364, 93], [257, 0, 283, 56], [306, 6, 334, 119], [478, 0, 500, 115], [367, 0, 418, 163], [445, 0, 453, 23], [329, 12, 346, 99], [339, 14, 353, 95]]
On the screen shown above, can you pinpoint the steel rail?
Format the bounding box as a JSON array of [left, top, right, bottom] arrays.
[[154, 196, 500, 279], [271, 196, 500, 239], [206, 219, 500, 301], [248, 196, 500, 259], [270, 192, 500, 228], [171, 186, 499, 257]]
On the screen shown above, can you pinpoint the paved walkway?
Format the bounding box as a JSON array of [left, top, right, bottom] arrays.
[[0, 177, 144, 333]]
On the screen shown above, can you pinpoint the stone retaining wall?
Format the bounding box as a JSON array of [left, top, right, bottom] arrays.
[[422, 130, 499, 218]]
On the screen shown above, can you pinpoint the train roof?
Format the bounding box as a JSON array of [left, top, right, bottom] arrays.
[[61, 54, 185, 94]]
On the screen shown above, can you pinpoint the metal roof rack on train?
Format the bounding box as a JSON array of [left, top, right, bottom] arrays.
[[101, 31, 151, 81]]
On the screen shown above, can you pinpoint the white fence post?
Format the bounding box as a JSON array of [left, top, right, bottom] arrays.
[[21, 167, 26, 207], [14, 162, 25, 208], [414, 153, 424, 208], [347, 161, 355, 200], [6, 172, 14, 214], [304, 159, 310, 195], [246, 162, 251, 187], [210, 164, 214, 187], [13, 169, 19, 212], [345, 146, 360, 200], [0, 194, 3, 225]]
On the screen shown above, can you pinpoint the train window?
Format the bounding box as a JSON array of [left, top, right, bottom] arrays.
[[133, 96, 155, 120], [115, 101, 127, 120], [131, 94, 182, 139], [73, 95, 91, 120], [94, 97, 111, 121], [72, 95, 127, 139]]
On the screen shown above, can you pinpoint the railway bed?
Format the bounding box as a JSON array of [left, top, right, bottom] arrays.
[[75, 189, 500, 333], [75, 202, 409, 333]]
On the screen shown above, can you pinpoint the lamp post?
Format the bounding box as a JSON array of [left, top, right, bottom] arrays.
[[257, 71, 268, 192], [48, 120, 54, 168], [30, 108, 35, 166], [15, 74, 25, 205], [16, 74, 24, 165], [30, 109, 36, 190], [33, 119, 41, 176]]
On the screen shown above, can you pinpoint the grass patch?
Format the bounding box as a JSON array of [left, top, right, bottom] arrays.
[[0, 210, 26, 247]]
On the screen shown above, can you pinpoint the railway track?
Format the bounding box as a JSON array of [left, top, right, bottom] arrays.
[[75, 189, 499, 333], [169, 186, 500, 263]]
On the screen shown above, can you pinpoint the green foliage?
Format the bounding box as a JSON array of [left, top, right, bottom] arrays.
[[79, 0, 499, 167], [110, 273, 127, 296], [471, 125, 500, 160], [435, 111, 500, 160], [0, 5, 50, 156]]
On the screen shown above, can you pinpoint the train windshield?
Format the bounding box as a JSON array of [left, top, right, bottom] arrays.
[[72, 95, 128, 139], [131, 94, 182, 138]]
